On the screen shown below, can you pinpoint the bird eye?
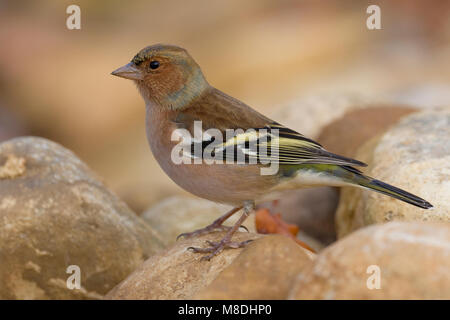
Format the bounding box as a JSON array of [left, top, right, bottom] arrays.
[[149, 61, 160, 70]]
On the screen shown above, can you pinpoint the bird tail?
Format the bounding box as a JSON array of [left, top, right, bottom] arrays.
[[347, 167, 433, 209]]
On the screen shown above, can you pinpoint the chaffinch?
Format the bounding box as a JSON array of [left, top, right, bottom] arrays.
[[112, 44, 432, 260]]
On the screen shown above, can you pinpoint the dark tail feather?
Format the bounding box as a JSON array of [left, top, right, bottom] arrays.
[[357, 176, 433, 209]]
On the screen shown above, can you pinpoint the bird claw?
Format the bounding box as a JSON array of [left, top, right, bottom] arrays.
[[238, 225, 249, 233], [187, 239, 254, 261]]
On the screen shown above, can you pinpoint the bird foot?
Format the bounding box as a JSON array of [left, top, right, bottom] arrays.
[[188, 239, 254, 261], [176, 224, 248, 241]]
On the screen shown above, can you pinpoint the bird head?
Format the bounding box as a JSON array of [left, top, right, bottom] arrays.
[[112, 44, 209, 110]]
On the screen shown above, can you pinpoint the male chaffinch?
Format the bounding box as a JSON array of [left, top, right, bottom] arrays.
[[112, 44, 432, 260]]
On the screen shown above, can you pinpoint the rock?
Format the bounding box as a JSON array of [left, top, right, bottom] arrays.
[[105, 231, 261, 300], [271, 94, 382, 139], [317, 105, 416, 158], [336, 108, 450, 237], [106, 232, 314, 300], [289, 222, 450, 299], [388, 84, 450, 109], [141, 196, 256, 246], [0, 154, 26, 179], [0, 137, 164, 299], [193, 235, 314, 299]]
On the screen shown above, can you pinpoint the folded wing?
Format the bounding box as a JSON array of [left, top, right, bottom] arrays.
[[213, 122, 367, 167]]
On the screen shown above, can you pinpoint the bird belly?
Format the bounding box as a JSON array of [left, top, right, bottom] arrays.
[[254, 168, 353, 204]]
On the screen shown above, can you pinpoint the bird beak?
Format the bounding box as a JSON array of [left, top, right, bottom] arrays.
[[111, 62, 143, 80]]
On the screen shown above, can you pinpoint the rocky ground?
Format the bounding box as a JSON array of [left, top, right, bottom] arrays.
[[1, 103, 449, 300]]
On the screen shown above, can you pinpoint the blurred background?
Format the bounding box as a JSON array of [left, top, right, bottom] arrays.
[[1, 0, 449, 214]]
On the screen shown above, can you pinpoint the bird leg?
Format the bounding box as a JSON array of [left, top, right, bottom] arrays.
[[176, 205, 245, 240], [187, 201, 255, 261]]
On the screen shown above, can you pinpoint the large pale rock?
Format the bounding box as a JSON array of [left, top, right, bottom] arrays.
[[142, 196, 256, 246], [272, 94, 381, 139], [0, 137, 164, 299], [106, 233, 313, 300], [336, 108, 450, 237], [289, 222, 450, 299], [193, 235, 314, 299]]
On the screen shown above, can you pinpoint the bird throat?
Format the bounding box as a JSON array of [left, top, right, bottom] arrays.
[[152, 68, 209, 111]]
